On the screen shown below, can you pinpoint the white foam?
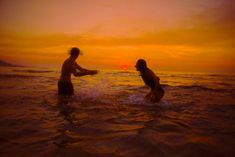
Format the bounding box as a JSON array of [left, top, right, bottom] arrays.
[[118, 94, 172, 108], [158, 100, 172, 109]]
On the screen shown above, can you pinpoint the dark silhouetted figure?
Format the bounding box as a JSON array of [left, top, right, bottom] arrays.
[[135, 59, 164, 102], [58, 47, 98, 96]]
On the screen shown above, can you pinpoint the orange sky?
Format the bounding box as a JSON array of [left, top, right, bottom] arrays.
[[0, 0, 234, 73]]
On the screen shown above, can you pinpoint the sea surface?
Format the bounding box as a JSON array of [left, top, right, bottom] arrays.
[[0, 66, 235, 157]]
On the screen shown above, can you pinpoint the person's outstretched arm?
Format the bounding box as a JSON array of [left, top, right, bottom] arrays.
[[75, 63, 88, 71], [73, 63, 98, 77]]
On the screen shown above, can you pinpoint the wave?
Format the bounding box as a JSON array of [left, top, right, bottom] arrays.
[[116, 71, 134, 74], [161, 84, 171, 87], [0, 74, 37, 78], [216, 82, 233, 86], [113, 84, 230, 93], [129, 84, 232, 92], [172, 85, 230, 92], [206, 73, 235, 77], [13, 69, 53, 73]]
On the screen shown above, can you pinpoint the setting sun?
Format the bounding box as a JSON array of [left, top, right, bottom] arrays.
[[120, 63, 132, 71]]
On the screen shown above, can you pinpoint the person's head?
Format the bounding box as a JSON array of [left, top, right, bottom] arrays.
[[135, 59, 147, 71], [70, 47, 81, 59]]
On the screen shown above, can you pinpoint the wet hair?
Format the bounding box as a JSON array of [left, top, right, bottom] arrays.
[[136, 59, 147, 71], [70, 47, 80, 57]]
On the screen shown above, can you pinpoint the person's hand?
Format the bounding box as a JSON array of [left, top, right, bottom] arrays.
[[89, 70, 98, 75]]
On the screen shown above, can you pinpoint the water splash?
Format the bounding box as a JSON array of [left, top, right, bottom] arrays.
[[76, 78, 116, 103]]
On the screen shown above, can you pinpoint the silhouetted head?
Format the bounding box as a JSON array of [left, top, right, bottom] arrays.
[[70, 47, 81, 59], [135, 59, 147, 71]]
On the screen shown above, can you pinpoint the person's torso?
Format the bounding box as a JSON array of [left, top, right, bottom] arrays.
[[59, 58, 75, 82]]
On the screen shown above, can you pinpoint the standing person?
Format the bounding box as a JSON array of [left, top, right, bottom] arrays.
[[58, 47, 98, 96], [135, 59, 164, 102]]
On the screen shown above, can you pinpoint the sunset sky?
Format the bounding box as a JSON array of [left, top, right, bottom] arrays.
[[0, 0, 234, 73]]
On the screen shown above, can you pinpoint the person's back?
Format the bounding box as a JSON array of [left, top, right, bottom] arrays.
[[141, 68, 158, 89]]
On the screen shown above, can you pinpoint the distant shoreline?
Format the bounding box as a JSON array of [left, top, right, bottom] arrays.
[[0, 60, 24, 67]]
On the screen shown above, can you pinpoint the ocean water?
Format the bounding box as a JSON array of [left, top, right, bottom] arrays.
[[0, 66, 235, 157]]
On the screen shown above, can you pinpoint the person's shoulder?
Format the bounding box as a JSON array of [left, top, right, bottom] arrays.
[[63, 58, 74, 67]]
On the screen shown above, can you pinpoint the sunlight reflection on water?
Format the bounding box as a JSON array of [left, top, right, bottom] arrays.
[[0, 67, 235, 157]]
